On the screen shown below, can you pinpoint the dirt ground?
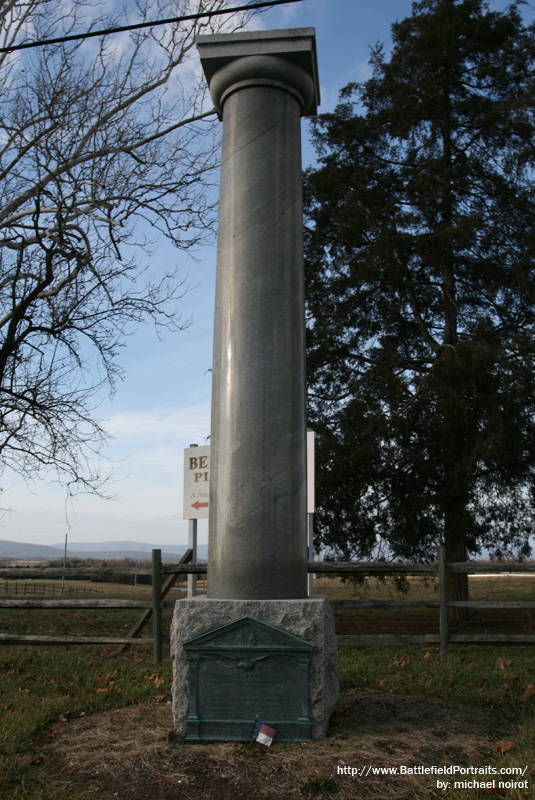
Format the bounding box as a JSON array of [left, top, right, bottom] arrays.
[[30, 691, 497, 800], [26, 595, 523, 799]]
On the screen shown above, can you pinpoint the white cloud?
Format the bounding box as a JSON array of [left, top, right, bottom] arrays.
[[109, 403, 210, 445]]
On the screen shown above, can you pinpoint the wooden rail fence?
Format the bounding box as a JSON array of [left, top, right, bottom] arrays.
[[0, 549, 193, 662], [1, 581, 102, 596], [1, 546, 534, 656]]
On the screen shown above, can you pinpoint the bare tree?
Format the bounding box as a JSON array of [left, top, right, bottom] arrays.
[[0, 0, 246, 493]]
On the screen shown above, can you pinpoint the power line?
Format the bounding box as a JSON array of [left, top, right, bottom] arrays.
[[0, 0, 305, 55]]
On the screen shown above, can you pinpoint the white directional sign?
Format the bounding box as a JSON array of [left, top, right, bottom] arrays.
[[183, 445, 210, 519]]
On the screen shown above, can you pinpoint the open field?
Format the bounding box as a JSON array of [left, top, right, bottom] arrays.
[[0, 581, 181, 641], [314, 575, 535, 638], [1, 576, 534, 799], [2, 573, 534, 640], [314, 573, 535, 602]]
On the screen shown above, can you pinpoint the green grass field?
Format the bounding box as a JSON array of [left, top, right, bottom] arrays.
[[0, 576, 534, 799]]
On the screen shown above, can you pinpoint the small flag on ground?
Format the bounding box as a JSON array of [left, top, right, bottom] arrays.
[[256, 723, 276, 747]]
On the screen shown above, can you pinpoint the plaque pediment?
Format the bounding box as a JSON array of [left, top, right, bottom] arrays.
[[183, 616, 313, 652]]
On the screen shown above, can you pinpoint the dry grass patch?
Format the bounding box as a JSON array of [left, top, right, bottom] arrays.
[[27, 691, 497, 800], [314, 574, 535, 603]]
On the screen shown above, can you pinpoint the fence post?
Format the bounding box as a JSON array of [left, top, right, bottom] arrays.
[[152, 549, 162, 664], [437, 545, 448, 655], [188, 518, 198, 598]]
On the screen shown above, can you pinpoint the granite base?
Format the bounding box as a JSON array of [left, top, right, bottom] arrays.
[[171, 597, 339, 741]]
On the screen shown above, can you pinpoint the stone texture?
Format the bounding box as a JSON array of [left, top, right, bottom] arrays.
[[173, 31, 339, 743], [196, 30, 320, 600], [197, 28, 319, 117], [171, 597, 339, 740]]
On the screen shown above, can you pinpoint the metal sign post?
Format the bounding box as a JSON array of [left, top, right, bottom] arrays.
[[183, 444, 210, 597], [307, 430, 315, 597]]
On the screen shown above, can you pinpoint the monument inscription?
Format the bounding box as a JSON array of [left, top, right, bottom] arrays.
[[184, 616, 313, 741]]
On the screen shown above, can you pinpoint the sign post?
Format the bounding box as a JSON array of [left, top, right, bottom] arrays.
[[307, 430, 315, 597], [183, 444, 210, 597]]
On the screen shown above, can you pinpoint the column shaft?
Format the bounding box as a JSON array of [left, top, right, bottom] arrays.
[[208, 83, 307, 599]]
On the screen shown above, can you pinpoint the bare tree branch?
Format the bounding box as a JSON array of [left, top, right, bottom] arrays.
[[0, 0, 250, 493]]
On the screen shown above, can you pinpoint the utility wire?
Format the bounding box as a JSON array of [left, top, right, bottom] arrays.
[[0, 0, 305, 54]]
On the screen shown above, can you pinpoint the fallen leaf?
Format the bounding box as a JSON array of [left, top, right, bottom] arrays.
[[46, 723, 62, 741], [144, 673, 164, 688], [493, 741, 512, 753], [518, 684, 535, 703]]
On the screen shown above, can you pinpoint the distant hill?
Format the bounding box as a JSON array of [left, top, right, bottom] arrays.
[[51, 540, 191, 555], [0, 540, 64, 560], [0, 539, 207, 562]]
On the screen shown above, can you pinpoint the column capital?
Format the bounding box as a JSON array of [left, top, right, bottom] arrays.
[[197, 28, 320, 117]]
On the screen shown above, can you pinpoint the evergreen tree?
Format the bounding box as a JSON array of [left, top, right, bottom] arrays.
[[305, 0, 535, 601]]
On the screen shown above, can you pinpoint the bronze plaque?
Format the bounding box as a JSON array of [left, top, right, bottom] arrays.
[[184, 616, 313, 741]]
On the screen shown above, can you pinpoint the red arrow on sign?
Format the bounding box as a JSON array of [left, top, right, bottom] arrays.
[[191, 500, 208, 510]]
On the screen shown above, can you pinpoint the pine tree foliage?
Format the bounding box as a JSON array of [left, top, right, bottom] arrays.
[[305, 0, 535, 568]]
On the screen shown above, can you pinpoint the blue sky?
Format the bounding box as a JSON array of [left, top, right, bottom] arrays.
[[1, 0, 527, 549]]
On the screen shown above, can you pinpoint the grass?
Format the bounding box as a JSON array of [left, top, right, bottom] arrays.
[[338, 644, 535, 715], [314, 573, 535, 603], [337, 644, 535, 799], [315, 574, 535, 636], [0, 581, 177, 798], [0, 581, 185, 639], [0, 646, 173, 799], [1, 576, 535, 799]]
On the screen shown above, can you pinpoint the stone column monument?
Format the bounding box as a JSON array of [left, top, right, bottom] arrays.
[[172, 28, 339, 743], [204, 30, 317, 601]]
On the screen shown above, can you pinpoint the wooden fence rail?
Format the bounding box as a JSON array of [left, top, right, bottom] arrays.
[[0, 580, 102, 596], [325, 546, 535, 653], [0, 549, 193, 662], [1, 547, 535, 656]]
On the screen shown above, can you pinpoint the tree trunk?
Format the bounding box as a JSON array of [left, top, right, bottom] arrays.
[[444, 505, 470, 622]]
